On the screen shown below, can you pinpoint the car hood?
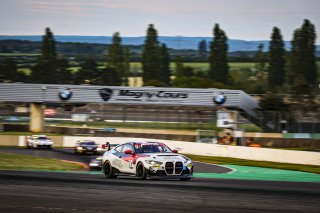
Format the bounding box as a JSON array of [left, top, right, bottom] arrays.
[[145, 153, 187, 162]]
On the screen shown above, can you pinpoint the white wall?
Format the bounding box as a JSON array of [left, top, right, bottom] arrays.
[[164, 140, 320, 166], [62, 136, 320, 166], [63, 136, 114, 147], [18, 136, 26, 146]]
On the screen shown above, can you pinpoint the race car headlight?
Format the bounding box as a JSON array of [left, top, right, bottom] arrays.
[[186, 163, 193, 170], [145, 160, 163, 165], [97, 147, 102, 151], [77, 147, 83, 150]]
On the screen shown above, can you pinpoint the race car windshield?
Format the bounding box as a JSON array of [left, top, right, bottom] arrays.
[[37, 137, 48, 140], [81, 142, 96, 145], [134, 143, 172, 153]]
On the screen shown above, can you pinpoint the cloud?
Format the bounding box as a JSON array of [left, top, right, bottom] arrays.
[[25, 0, 209, 17], [1, 0, 319, 43]]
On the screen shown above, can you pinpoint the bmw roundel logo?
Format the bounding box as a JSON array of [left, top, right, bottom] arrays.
[[58, 88, 73, 101], [213, 92, 226, 104]]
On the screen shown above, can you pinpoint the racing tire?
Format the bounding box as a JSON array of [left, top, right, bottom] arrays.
[[136, 162, 147, 180], [104, 161, 116, 178], [179, 178, 191, 181]]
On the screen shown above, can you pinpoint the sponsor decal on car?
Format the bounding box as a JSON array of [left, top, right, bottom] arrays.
[[112, 158, 122, 169]]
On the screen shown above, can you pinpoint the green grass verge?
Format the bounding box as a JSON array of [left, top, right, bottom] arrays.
[[12, 61, 320, 75], [18, 62, 256, 75], [1, 120, 261, 132], [0, 53, 40, 56], [50, 120, 220, 130], [128, 62, 256, 73], [46, 120, 261, 132], [0, 152, 83, 171], [185, 154, 320, 174]]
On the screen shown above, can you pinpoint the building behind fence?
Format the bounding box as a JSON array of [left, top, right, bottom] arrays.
[[1, 104, 320, 133]]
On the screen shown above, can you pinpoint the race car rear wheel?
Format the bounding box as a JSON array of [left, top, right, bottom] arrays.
[[136, 162, 147, 180], [104, 161, 116, 178]]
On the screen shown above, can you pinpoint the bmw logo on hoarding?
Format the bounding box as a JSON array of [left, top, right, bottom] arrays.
[[58, 88, 73, 101], [99, 88, 113, 101], [213, 92, 227, 104]]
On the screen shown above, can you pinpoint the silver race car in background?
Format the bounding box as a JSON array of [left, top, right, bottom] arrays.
[[26, 135, 53, 149], [102, 142, 193, 180]]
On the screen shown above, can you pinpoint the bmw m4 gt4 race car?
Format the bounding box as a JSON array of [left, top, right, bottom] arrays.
[[102, 142, 193, 180]]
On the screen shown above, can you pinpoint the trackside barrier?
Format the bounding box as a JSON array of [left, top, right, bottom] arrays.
[[0, 135, 319, 166], [63, 136, 320, 166]]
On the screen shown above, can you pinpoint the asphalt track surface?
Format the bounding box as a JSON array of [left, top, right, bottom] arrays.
[[0, 147, 232, 173], [0, 148, 320, 213]]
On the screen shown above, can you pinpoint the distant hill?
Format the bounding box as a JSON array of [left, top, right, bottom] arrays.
[[1, 35, 319, 52]]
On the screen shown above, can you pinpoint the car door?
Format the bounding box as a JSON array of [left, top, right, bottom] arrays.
[[110, 145, 125, 172], [120, 144, 135, 174], [29, 136, 35, 147]]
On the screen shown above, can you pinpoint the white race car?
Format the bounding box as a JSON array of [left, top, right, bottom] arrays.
[[101, 141, 193, 180], [26, 135, 53, 149]]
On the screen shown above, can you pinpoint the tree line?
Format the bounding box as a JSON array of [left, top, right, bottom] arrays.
[[0, 20, 318, 98]]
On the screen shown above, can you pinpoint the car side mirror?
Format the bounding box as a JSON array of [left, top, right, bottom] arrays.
[[124, 149, 133, 154], [172, 149, 178, 153], [103, 142, 111, 151]]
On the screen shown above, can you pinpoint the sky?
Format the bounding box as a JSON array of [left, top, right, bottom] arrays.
[[1, 0, 320, 43]]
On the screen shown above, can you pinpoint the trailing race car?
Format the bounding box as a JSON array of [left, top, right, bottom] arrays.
[[26, 135, 53, 149], [89, 156, 103, 170], [102, 142, 193, 180], [74, 140, 100, 154]]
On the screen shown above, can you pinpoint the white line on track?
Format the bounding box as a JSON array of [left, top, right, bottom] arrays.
[[194, 161, 236, 174]]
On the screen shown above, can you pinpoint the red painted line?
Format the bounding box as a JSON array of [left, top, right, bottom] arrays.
[[60, 160, 89, 170]]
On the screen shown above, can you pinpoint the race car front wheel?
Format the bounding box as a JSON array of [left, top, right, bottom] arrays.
[[136, 162, 147, 180], [104, 161, 116, 178]]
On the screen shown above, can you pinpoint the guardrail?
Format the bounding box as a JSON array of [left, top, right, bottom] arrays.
[[1, 135, 318, 166]]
